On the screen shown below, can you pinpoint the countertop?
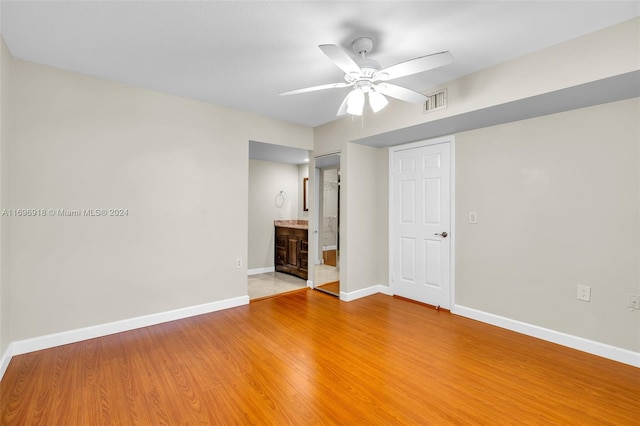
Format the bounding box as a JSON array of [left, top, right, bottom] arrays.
[[274, 220, 308, 230]]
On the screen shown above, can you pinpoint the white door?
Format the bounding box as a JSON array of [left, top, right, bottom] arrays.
[[392, 141, 451, 308]]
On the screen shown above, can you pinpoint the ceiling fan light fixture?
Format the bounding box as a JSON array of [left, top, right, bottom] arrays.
[[281, 39, 453, 120], [369, 90, 388, 112], [347, 71, 360, 81], [346, 88, 365, 116]]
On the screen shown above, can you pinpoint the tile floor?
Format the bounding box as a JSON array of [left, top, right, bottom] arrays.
[[248, 264, 341, 300], [248, 271, 307, 300], [314, 264, 340, 288]]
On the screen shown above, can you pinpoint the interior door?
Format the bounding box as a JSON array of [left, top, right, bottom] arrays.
[[392, 141, 451, 308]]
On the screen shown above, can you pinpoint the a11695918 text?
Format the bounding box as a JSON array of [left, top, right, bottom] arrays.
[[1, 208, 129, 217]]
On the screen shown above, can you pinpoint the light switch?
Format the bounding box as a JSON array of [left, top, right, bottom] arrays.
[[469, 211, 478, 224]]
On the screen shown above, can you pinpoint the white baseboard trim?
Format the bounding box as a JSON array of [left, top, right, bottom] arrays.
[[340, 284, 390, 302], [0, 295, 245, 381], [248, 267, 275, 275], [378, 285, 393, 296], [452, 304, 640, 368], [10, 296, 249, 358], [0, 342, 14, 380]]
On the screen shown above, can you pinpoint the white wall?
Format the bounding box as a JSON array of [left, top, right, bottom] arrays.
[[456, 98, 640, 352], [10, 59, 312, 341], [0, 36, 11, 357], [248, 159, 299, 271]]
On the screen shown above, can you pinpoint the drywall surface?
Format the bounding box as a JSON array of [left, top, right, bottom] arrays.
[[376, 148, 390, 286], [456, 98, 640, 352], [10, 59, 311, 340], [343, 142, 386, 293], [248, 159, 299, 271], [0, 36, 12, 356]]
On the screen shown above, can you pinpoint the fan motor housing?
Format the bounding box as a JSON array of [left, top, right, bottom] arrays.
[[357, 59, 381, 73]]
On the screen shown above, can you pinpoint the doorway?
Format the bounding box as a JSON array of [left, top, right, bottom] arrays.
[[247, 140, 310, 300], [390, 137, 453, 309], [314, 153, 340, 297]]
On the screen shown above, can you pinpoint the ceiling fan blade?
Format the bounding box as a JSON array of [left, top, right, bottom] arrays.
[[336, 92, 350, 116], [319, 44, 361, 76], [279, 82, 351, 96], [375, 51, 453, 81], [375, 83, 427, 103]]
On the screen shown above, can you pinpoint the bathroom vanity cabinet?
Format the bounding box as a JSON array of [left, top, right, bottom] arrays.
[[275, 221, 308, 280]]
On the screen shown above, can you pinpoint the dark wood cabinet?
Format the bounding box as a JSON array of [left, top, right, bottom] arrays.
[[275, 226, 308, 280]]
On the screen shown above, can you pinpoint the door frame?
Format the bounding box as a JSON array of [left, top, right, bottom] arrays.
[[388, 135, 456, 308]]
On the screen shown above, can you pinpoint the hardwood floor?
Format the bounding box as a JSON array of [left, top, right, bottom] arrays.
[[315, 280, 340, 295], [2, 290, 639, 425], [322, 249, 337, 267]]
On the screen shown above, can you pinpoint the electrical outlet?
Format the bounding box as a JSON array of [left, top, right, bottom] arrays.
[[577, 285, 591, 302], [235, 257, 243, 269], [469, 211, 478, 224], [628, 294, 640, 310]]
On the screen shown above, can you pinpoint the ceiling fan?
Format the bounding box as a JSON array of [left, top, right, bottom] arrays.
[[279, 37, 453, 116]]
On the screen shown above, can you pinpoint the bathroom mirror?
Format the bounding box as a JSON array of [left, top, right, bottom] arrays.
[[303, 177, 309, 211], [314, 153, 340, 297]]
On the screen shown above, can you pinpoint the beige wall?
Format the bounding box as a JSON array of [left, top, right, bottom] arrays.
[[313, 18, 639, 352], [248, 159, 300, 271], [314, 18, 639, 143], [456, 98, 640, 352], [376, 148, 390, 285], [0, 37, 11, 356], [10, 60, 311, 341], [343, 142, 387, 293]]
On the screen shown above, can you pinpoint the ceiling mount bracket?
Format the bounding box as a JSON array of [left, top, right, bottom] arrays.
[[352, 37, 373, 57]]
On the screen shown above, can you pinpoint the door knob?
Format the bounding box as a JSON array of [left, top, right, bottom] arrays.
[[435, 231, 448, 238]]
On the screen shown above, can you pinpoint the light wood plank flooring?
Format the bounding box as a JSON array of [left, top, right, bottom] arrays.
[[315, 280, 340, 296], [1, 290, 639, 425]]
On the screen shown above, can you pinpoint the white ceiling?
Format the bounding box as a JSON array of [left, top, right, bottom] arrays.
[[1, 1, 639, 129], [249, 140, 309, 165]]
